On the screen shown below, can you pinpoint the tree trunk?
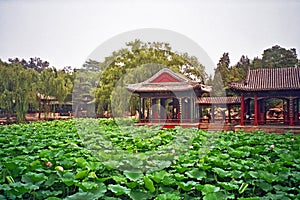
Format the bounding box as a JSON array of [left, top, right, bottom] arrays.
[[38, 100, 42, 120]]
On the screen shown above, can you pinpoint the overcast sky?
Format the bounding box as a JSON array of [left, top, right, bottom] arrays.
[[0, 0, 299, 75]]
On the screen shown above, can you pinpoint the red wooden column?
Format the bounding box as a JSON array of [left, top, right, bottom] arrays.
[[254, 95, 259, 126], [139, 97, 142, 122], [151, 98, 158, 121], [240, 94, 245, 126], [149, 98, 152, 121], [296, 98, 299, 125], [179, 98, 183, 123], [289, 97, 294, 126], [227, 105, 231, 124]]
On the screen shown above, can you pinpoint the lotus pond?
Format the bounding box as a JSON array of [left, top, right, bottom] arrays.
[[0, 119, 299, 199]]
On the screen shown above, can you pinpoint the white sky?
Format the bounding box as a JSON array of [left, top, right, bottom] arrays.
[[0, 0, 299, 75]]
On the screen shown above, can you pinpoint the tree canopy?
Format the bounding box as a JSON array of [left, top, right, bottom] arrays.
[[261, 45, 298, 68], [8, 57, 50, 73], [1, 44, 299, 121], [0, 58, 73, 122], [72, 59, 100, 118], [0, 62, 39, 122], [95, 40, 207, 117], [209, 45, 299, 96]]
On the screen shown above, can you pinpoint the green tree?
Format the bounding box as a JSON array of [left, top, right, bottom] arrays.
[[83, 59, 102, 72], [38, 68, 73, 119], [210, 53, 250, 96], [8, 57, 50, 72], [250, 57, 263, 69], [54, 70, 73, 105], [0, 61, 14, 121], [210, 53, 230, 97], [261, 45, 298, 68], [14, 67, 39, 122], [0, 58, 73, 122], [235, 55, 250, 73], [96, 40, 207, 117], [72, 60, 100, 117], [111, 64, 167, 117], [225, 55, 249, 96], [0, 62, 39, 122]]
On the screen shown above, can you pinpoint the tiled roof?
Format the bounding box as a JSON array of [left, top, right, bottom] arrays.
[[126, 68, 212, 93], [197, 97, 241, 105], [230, 67, 300, 91]]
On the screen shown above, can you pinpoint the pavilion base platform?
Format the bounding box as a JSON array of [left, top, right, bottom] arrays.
[[135, 122, 238, 131], [135, 122, 200, 129], [199, 123, 237, 132], [135, 122, 300, 134], [235, 125, 300, 134]]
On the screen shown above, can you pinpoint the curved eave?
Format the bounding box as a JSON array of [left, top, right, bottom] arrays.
[[126, 83, 200, 93], [197, 96, 241, 105], [230, 84, 300, 92]]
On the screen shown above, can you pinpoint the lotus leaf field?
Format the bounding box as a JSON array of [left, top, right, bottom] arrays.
[[0, 119, 299, 200]]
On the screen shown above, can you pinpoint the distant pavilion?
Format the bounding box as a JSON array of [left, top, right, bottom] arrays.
[[230, 67, 300, 126]]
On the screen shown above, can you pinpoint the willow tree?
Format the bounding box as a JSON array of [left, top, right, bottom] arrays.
[[38, 68, 73, 119], [54, 70, 73, 105], [111, 64, 168, 117], [0, 62, 39, 122], [0, 61, 14, 121], [15, 67, 39, 122], [96, 40, 207, 117]]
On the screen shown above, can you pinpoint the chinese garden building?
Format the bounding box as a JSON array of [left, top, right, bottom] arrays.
[[126, 67, 300, 133], [126, 68, 211, 128], [230, 67, 300, 132]]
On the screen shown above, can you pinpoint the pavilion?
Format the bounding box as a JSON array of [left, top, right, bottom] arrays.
[[126, 67, 300, 132], [230, 67, 300, 127], [126, 68, 211, 127]]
